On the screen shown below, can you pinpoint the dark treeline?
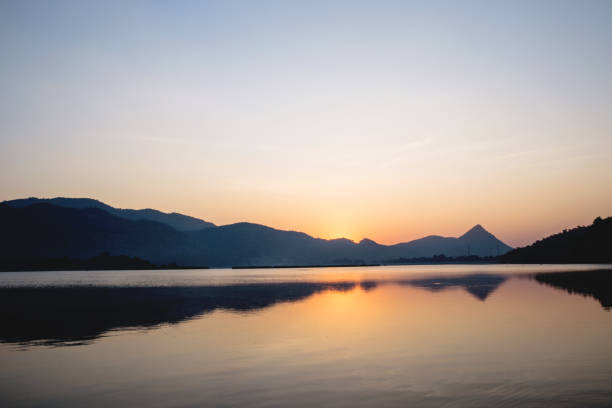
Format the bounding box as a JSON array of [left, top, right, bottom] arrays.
[[383, 254, 500, 265], [501, 217, 612, 264], [0, 253, 502, 272], [0, 252, 203, 272]]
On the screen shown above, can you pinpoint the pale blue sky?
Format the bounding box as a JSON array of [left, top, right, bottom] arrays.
[[1, 1, 611, 246]]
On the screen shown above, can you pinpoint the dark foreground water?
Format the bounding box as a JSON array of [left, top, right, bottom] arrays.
[[1, 265, 611, 407]]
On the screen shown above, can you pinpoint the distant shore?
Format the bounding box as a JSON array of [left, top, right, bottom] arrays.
[[232, 264, 381, 269], [0, 253, 208, 272]]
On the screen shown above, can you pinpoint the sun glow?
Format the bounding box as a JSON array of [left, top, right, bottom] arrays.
[[1, 2, 611, 248]]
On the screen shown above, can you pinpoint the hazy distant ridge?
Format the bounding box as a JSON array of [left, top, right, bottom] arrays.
[[0, 198, 513, 267], [4, 197, 215, 231]]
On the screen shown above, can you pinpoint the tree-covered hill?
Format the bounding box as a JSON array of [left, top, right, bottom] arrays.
[[501, 217, 612, 263]]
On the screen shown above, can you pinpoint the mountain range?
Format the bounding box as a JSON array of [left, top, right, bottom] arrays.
[[5, 197, 215, 231], [1, 197, 512, 268]]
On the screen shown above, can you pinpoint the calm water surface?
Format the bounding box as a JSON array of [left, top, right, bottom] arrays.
[[1, 264, 611, 407]]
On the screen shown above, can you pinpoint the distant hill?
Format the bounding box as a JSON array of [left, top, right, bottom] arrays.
[[501, 217, 612, 263], [0, 203, 192, 265], [385, 224, 512, 258], [0, 199, 512, 268], [3, 197, 215, 231]]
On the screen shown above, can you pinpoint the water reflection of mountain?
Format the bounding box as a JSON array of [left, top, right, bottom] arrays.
[[0, 275, 508, 348], [403, 274, 508, 301], [0, 282, 356, 347], [359, 281, 379, 292], [533, 270, 612, 310], [4, 271, 609, 348]]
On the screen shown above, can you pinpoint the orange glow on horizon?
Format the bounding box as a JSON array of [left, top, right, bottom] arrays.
[[1, 1, 611, 251], [5, 186, 607, 248]]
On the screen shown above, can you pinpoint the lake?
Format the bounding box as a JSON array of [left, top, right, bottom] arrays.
[[1, 264, 611, 407]]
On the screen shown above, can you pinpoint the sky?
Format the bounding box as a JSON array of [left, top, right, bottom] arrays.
[[1, 0, 611, 247]]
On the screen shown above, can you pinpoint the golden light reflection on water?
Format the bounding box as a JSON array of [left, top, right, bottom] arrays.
[[1, 273, 611, 407]]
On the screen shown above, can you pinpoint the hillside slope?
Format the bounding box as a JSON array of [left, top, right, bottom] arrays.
[[500, 217, 612, 263], [3, 197, 215, 231], [0, 201, 513, 268]]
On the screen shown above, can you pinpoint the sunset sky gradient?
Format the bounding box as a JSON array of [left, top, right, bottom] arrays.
[[1, 1, 611, 247]]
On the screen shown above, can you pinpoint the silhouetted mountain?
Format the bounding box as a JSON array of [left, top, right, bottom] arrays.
[[3, 197, 215, 231], [0, 203, 193, 265], [459, 224, 507, 253], [501, 217, 612, 263], [0, 200, 512, 268], [386, 225, 512, 258]]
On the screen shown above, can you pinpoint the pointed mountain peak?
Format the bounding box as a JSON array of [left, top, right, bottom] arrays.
[[469, 224, 486, 233], [358, 238, 379, 246], [460, 224, 492, 239]]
